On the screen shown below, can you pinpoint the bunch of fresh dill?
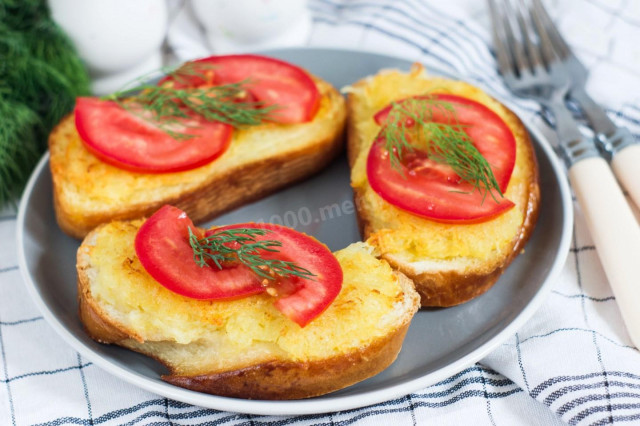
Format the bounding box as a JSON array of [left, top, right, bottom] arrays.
[[0, 0, 90, 207]]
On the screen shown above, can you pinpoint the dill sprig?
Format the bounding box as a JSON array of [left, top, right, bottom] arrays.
[[381, 97, 503, 202], [103, 62, 277, 140], [0, 0, 90, 207], [188, 227, 316, 282], [0, 98, 41, 205]]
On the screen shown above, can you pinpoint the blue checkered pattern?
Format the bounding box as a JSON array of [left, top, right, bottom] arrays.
[[3, 0, 640, 424]]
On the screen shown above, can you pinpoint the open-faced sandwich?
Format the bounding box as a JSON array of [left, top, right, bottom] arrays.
[[346, 65, 540, 307], [50, 54, 347, 238], [77, 205, 420, 399]]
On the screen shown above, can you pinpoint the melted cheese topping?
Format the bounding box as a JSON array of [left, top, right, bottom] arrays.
[[84, 220, 413, 373], [50, 79, 342, 216], [348, 66, 533, 265]]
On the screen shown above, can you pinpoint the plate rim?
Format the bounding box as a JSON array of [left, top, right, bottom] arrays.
[[16, 47, 573, 416]]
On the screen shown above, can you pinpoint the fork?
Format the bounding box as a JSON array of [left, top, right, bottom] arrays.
[[489, 0, 640, 349], [532, 0, 640, 210]]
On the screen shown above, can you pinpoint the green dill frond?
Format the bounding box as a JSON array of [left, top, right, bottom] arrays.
[[0, 0, 51, 32], [0, 0, 90, 207], [380, 96, 503, 201], [104, 63, 276, 138], [0, 98, 41, 206], [188, 227, 316, 281]]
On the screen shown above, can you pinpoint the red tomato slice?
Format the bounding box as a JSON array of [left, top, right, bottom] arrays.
[[368, 94, 516, 223], [210, 223, 343, 327], [135, 206, 343, 327], [135, 205, 264, 299], [75, 97, 232, 173], [162, 54, 320, 124]]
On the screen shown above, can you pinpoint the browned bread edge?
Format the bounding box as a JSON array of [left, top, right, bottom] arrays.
[[162, 319, 410, 400], [347, 83, 540, 307], [52, 83, 347, 239], [77, 224, 417, 399]]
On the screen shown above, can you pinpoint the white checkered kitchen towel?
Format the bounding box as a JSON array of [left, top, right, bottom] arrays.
[[2, 0, 640, 424]]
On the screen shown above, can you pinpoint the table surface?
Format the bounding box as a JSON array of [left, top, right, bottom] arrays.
[[2, 0, 640, 425]]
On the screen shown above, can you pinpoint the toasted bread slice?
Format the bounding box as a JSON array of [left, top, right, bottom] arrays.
[[346, 65, 540, 307], [50, 76, 346, 239], [77, 219, 420, 399]]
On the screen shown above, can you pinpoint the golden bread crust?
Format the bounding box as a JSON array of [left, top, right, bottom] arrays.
[[76, 219, 419, 399], [346, 66, 540, 307], [51, 77, 347, 239], [77, 224, 145, 343], [162, 310, 410, 399]]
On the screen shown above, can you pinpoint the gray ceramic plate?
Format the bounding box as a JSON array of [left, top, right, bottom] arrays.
[[17, 48, 573, 415]]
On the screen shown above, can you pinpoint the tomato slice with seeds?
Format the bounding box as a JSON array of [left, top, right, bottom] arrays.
[[76, 55, 318, 173], [135, 205, 263, 299], [135, 206, 343, 327], [75, 97, 232, 173], [368, 94, 516, 223], [211, 223, 343, 327], [162, 54, 320, 124]]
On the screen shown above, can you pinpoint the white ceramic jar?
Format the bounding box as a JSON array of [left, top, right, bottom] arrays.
[[190, 0, 311, 54], [49, 0, 169, 94]]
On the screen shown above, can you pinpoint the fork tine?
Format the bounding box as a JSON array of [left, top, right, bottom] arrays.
[[514, 0, 543, 69], [501, 0, 531, 75], [488, 0, 515, 77], [532, 0, 570, 59], [530, 0, 562, 67]]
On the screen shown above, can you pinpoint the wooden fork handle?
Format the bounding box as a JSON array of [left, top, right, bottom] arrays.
[[571, 89, 640, 209], [569, 157, 640, 349], [611, 144, 640, 210]]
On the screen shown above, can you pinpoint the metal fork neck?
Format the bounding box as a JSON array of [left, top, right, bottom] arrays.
[[543, 102, 600, 167], [597, 127, 638, 160]]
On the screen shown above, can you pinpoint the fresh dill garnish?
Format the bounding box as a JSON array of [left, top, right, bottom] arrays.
[[103, 62, 277, 140], [380, 96, 503, 202], [0, 0, 91, 207], [188, 227, 316, 282]]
